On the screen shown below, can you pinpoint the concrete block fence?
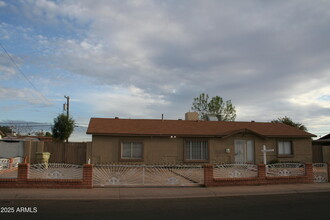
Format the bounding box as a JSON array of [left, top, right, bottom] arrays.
[[0, 163, 93, 189], [0, 162, 329, 188], [203, 163, 328, 187]]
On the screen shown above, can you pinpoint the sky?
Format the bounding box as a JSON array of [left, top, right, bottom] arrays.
[[0, 0, 330, 141]]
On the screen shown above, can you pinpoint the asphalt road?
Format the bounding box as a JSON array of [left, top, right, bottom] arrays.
[[1, 192, 330, 220]]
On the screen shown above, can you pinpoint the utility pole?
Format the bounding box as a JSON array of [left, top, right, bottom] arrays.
[[64, 95, 70, 143], [64, 95, 70, 118]]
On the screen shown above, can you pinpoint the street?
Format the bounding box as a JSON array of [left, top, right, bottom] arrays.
[[1, 192, 330, 220]]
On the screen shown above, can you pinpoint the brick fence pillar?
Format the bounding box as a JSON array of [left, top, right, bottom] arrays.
[[17, 163, 29, 185], [83, 164, 93, 188], [258, 164, 266, 184], [203, 164, 214, 187], [305, 163, 313, 183], [8, 158, 13, 169]]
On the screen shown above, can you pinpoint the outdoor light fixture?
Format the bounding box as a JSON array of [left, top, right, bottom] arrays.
[[225, 148, 230, 154]]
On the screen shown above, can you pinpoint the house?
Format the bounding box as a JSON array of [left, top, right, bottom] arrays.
[[86, 113, 316, 164], [312, 133, 330, 162], [0, 130, 4, 139], [16, 135, 53, 142]]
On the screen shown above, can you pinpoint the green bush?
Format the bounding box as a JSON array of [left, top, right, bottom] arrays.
[[269, 159, 280, 164]]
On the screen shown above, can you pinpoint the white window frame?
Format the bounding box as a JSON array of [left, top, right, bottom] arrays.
[[185, 140, 208, 161], [121, 142, 143, 160]]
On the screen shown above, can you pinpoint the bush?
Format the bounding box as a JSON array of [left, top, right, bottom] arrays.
[[269, 159, 279, 164], [269, 159, 301, 164]]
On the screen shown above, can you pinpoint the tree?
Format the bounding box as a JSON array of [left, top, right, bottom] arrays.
[[34, 130, 52, 137], [34, 130, 45, 136], [191, 93, 236, 121], [45, 132, 52, 137], [0, 126, 12, 136], [271, 116, 307, 131], [51, 114, 75, 142]]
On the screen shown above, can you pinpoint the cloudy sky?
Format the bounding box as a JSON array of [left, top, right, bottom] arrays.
[[0, 0, 329, 141]]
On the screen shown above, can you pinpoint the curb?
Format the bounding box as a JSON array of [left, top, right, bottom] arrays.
[[0, 183, 330, 200]]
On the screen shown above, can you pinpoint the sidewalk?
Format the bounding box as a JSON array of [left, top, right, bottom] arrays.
[[1, 183, 330, 200]]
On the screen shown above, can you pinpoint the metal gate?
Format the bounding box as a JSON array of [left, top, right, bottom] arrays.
[[93, 164, 203, 187], [313, 163, 328, 183]]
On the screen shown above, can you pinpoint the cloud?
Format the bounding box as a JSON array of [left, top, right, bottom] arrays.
[[0, 1, 6, 7], [0, 86, 49, 105], [0, 64, 17, 79], [85, 85, 169, 118], [1, 0, 330, 138]]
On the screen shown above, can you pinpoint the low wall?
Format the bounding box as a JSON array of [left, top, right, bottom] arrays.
[[0, 162, 329, 188], [203, 163, 320, 187], [0, 163, 93, 189]]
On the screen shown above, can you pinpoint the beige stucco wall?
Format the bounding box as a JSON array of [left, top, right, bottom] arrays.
[[89, 136, 184, 164], [208, 134, 312, 164], [90, 134, 313, 164]]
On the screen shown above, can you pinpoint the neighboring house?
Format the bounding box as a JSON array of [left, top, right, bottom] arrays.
[[0, 130, 4, 139], [17, 136, 53, 142], [86, 113, 316, 164], [312, 133, 330, 162], [1, 135, 53, 142]]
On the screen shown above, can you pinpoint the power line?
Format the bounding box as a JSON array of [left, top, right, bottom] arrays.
[[0, 42, 51, 105]]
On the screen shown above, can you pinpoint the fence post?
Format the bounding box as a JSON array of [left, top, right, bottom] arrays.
[[8, 158, 13, 169], [258, 164, 266, 184], [203, 164, 214, 187], [305, 163, 313, 183], [17, 163, 29, 186], [83, 164, 93, 188]]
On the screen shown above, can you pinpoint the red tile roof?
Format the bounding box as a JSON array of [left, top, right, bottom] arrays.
[[87, 118, 316, 138]]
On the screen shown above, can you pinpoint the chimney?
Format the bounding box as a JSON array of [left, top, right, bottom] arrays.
[[185, 112, 199, 121]]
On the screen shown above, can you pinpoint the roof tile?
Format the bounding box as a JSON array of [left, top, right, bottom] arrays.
[[87, 118, 316, 138]]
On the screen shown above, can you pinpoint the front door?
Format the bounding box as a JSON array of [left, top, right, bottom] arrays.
[[234, 140, 255, 164]]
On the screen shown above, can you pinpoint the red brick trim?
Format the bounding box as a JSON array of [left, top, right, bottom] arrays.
[[202, 164, 213, 186], [203, 163, 314, 187], [8, 158, 13, 169], [258, 164, 266, 179], [0, 168, 18, 175], [0, 163, 93, 189]]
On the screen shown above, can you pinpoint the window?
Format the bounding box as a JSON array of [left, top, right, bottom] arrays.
[[121, 142, 143, 160], [185, 140, 208, 161], [234, 140, 255, 164], [277, 141, 292, 156]]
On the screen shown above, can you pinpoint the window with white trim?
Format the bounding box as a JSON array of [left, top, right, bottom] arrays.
[[185, 140, 208, 161], [121, 142, 143, 159], [277, 141, 292, 155]]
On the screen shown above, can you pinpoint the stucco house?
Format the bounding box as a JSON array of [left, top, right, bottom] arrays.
[[86, 113, 316, 164]]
